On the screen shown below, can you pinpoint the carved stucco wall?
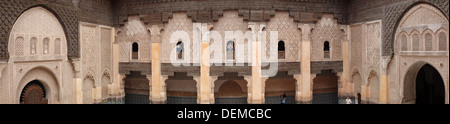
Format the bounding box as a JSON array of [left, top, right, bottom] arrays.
[[211, 11, 249, 63], [350, 24, 363, 91], [366, 22, 382, 79], [101, 28, 113, 98], [161, 12, 194, 63], [350, 20, 382, 99], [117, 16, 151, 63], [9, 7, 67, 59], [265, 11, 302, 62], [80, 22, 114, 103], [311, 14, 344, 62]]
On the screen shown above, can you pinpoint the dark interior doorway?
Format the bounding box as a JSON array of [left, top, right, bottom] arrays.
[[415, 64, 445, 104]]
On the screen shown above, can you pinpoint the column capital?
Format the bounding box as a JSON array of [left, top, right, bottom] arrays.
[[381, 56, 392, 73], [336, 72, 344, 89], [248, 22, 266, 33], [146, 75, 152, 80], [310, 73, 317, 79], [244, 76, 252, 83], [201, 23, 214, 43], [340, 25, 350, 41], [69, 59, 82, 78], [293, 74, 301, 79], [298, 24, 315, 35], [148, 25, 164, 43]]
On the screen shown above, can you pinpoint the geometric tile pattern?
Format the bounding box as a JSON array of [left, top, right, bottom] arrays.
[[265, 12, 301, 62]]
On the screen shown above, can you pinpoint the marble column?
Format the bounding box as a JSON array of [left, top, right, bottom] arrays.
[[149, 25, 166, 104], [198, 23, 214, 104], [298, 24, 314, 104], [248, 22, 266, 104]]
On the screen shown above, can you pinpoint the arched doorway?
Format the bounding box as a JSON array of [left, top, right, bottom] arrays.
[[20, 80, 48, 104], [415, 64, 445, 104], [265, 72, 296, 104], [166, 72, 197, 104], [215, 80, 247, 104], [312, 70, 339, 104], [124, 71, 150, 104], [403, 63, 446, 104]]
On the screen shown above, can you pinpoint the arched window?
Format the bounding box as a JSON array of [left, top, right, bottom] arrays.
[[401, 34, 408, 51], [226, 41, 235, 60], [324, 41, 330, 59], [43, 38, 50, 55], [439, 32, 447, 51], [278, 41, 285, 59], [425, 33, 433, 51], [412, 34, 419, 51], [132, 42, 138, 60], [30, 37, 37, 55], [176, 41, 184, 60]]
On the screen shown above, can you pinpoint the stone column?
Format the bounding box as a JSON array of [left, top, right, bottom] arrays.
[[379, 57, 391, 104], [298, 24, 314, 104]]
